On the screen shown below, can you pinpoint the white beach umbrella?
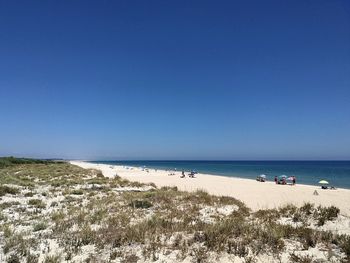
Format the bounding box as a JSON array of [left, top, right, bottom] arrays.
[[318, 180, 329, 185]]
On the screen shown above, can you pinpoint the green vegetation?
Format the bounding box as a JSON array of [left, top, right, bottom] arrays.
[[0, 156, 56, 168], [24, 192, 35, 197], [0, 201, 20, 209], [70, 189, 84, 195], [43, 255, 61, 263], [33, 221, 48, 232], [129, 199, 153, 209], [0, 159, 349, 262], [28, 199, 46, 209], [0, 185, 19, 196], [315, 205, 340, 226]]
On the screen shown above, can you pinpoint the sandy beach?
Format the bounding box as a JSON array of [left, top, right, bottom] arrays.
[[71, 161, 350, 217]]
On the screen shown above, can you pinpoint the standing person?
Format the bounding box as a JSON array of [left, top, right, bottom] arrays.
[[292, 176, 296, 185], [274, 176, 278, 184]]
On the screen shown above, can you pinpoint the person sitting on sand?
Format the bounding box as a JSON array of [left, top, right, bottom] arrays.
[[282, 177, 286, 185], [180, 170, 185, 178]]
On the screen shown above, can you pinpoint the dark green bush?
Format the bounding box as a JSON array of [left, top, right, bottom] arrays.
[[70, 189, 84, 195], [314, 206, 339, 226], [0, 185, 19, 196], [299, 203, 314, 216], [33, 222, 47, 232], [129, 200, 153, 209], [338, 235, 350, 260], [28, 199, 45, 209], [0, 156, 55, 169]]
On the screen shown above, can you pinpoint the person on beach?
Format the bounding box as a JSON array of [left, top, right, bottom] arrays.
[[292, 176, 296, 185], [274, 176, 278, 184], [180, 170, 185, 178]]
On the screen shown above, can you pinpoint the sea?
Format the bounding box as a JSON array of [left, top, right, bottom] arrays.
[[90, 161, 350, 189]]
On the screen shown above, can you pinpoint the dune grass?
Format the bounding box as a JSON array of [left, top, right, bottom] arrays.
[[0, 158, 349, 262]]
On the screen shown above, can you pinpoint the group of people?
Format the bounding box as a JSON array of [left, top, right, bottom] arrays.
[[168, 169, 197, 178], [180, 170, 197, 178], [274, 175, 296, 185]]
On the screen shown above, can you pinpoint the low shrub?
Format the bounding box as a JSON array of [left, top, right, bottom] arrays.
[[50, 201, 58, 207], [289, 253, 314, 263], [26, 254, 39, 263], [254, 209, 279, 223], [3, 224, 13, 238], [0, 201, 20, 209], [28, 199, 45, 209], [43, 255, 61, 263], [338, 235, 350, 260], [314, 206, 340, 226], [3, 233, 25, 254], [96, 170, 104, 178], [70, 189, 84, 195], [129, 199, 153, 209], [33, 222, 47, 232], [0, 211, 7, 221], [121, 253, 139, 263], [299, 203, 314, 216], [160, 186, 178, 192], [6, 254, 20, 263], [296, 227, 318, 249], [0, 185, 19, 196], [0, 156, 54, 168], [192, 246, 209, 263], [24, 192, 34, 197]]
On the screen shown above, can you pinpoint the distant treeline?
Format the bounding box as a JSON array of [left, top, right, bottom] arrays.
[[0, 156, 60, 169]]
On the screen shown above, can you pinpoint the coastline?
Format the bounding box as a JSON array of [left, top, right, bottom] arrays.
[[86, 160, 350, 189], [71, 161, 350, 217]]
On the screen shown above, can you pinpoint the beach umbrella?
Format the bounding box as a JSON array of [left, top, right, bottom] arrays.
[[287, 177, 294, 180], [279, 175, 287, 178], [259, 174, 266, 178], [318, 180, 329, 185]]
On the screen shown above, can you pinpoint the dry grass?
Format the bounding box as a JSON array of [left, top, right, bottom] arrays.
[[0, 160, 349, 262]]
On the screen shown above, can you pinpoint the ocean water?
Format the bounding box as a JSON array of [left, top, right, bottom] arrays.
[[91, 161, 350, 189]]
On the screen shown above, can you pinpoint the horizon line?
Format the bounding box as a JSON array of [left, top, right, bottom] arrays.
[[2, 156, 350, 162], [81, 159, 350, 162]]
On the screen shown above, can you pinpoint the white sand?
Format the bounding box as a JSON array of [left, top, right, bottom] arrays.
[[71, 161, 350, 216]]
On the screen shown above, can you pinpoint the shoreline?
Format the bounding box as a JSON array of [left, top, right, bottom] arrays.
[[71, 161, 350, 216], [84, 160, 350, 190]]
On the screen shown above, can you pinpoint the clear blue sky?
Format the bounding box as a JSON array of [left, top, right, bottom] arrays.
[[0, 1, 349, 160]]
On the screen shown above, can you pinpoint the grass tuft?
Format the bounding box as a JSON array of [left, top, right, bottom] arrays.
[[0, 185, 19, 196], [28, 199, 46, 209]]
